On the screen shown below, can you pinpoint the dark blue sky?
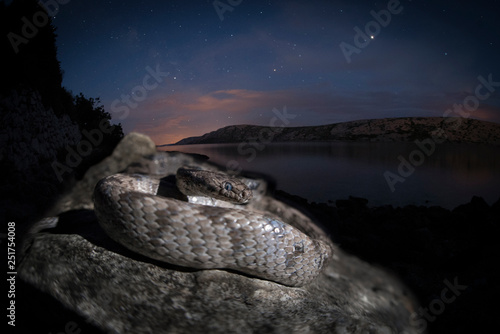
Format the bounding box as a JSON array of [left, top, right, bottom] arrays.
[[43, 0, 500, 144]]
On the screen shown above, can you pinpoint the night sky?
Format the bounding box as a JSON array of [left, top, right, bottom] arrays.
[[40, 0, 500, 144]]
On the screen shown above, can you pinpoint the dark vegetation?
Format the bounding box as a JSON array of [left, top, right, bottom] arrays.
[[1, 0, 123, 146], [1, 0, 123, 225]]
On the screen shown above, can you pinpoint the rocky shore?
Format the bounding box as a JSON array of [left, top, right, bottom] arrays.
[[14, 133, 421, 334], [13, 133, 499, 334]]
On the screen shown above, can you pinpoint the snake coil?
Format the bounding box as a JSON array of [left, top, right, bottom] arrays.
[[94, 165, 333, 286]]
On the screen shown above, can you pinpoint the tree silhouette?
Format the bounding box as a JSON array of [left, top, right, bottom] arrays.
[[1, 0, 124, 149], [73, 92, 124, 147], [1, 0, 63, 110], [1, 0, 124, 183]]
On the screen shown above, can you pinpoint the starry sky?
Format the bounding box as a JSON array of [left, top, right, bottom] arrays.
[[44, 0, 500, 144]]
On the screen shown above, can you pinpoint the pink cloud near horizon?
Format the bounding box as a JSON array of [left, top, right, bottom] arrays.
[[115, 87, 500, 146]]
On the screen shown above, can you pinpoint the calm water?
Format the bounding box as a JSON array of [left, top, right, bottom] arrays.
[[161, 142, 500, 209]]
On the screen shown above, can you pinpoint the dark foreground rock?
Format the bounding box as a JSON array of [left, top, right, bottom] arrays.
[[274, 193, 500, 334], [17, 133, 421, 334]]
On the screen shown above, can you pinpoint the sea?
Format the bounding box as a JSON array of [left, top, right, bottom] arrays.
[[160, 141, 500, 209]]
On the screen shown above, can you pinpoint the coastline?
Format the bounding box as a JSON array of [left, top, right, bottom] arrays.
[[11, 133, 498, 334], [165, 117, 500, 147]]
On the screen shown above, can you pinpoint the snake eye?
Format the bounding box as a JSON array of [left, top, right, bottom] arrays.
[[223, 182, 233, 192]]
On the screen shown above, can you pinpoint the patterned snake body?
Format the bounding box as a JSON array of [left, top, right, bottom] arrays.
[[94, 163, 333, 286]]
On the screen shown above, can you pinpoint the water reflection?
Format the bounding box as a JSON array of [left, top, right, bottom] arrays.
[[161, 142, 500, 209]]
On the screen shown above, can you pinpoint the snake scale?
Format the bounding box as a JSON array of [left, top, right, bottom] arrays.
[[93, 155, 334, 286]]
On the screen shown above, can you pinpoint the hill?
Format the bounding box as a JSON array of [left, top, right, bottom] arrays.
[[170, 117, 500, 146]]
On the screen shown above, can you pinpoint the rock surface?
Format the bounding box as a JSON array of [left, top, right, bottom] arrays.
[[47, 132, 157, 215], [18, 133, 421, 334], [171, 117, 500, 146]]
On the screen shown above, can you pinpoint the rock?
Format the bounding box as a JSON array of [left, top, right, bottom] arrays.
[[316, 195, 500, 334], [47, 132, 157, 214], [18, 134, 422, 334], [19, 226, 419, 334]]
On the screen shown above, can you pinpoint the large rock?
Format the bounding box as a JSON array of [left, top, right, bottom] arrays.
[[47, 132, 157, 214], [18, 133, 421, 334]]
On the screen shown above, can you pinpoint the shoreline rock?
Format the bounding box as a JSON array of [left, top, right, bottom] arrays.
[[16, 133, 498, 333], [273, 191, 500, 334], [17, 133, 423, 334]]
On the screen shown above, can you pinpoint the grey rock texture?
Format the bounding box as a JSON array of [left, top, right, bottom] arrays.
[[19, 133, 422, 334], [172, 117, 500, 146]]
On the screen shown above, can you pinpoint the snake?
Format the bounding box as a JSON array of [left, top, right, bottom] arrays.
[[93, 157, 334, 287]]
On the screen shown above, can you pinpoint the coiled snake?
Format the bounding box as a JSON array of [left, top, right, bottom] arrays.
[[93, 157, 333, 287]]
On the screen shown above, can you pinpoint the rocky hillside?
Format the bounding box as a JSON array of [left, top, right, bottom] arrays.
[[171, 117, 500, 146]]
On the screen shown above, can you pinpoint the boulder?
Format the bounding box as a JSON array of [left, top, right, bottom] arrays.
[[18, 133, 421, 334]]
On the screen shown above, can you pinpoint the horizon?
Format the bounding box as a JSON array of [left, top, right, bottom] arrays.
[[41, 0, 500, 144]]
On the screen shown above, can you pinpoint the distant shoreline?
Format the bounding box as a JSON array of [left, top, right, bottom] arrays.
[[158, 117, 500, 147]]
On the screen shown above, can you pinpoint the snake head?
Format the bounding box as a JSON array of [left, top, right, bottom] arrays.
[[176, 168, 253, 204], [217, 179, 253, 204]]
